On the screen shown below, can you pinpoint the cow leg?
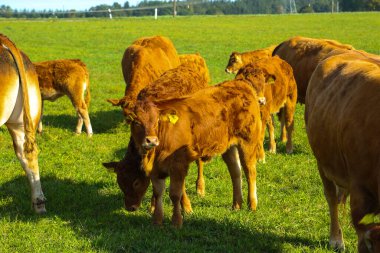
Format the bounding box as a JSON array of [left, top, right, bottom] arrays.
[[151, 176, 165, 226], [267, 114, 276, 154], [278, 108, 287, 143], [222, 146, 243, 210], [284, 102, 295, 154], [195, 159, 205, 197], [6, 123, 46, 214], [237, 143, 258, 211], [181, 181, 193, 214], [169, 169, 186, 228], [76, 103, 93, 137], [318, 164, 345, 251], [37, 100, 44, 134], [70, 95, 93, 137]]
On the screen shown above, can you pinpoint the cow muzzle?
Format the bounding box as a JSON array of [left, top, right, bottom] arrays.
[[142, 136, 159, 150]]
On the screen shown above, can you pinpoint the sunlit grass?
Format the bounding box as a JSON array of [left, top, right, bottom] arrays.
[[0, 13, 379, 252]]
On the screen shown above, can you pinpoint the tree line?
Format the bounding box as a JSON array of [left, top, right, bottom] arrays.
[[0, 0, 379, 18]]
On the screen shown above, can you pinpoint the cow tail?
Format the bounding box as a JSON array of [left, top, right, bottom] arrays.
[[1, 35, 37, 157], [84, 71, 91, 108]]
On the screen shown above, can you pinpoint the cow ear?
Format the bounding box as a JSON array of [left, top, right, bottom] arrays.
[[266, 75, 276, 84], [107, 98, 124, 106], [102, 162, 120, 173]]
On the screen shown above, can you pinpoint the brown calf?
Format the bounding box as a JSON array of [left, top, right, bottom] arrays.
[[225, 45, 276, 74], [34, 59, 92, 136], [105, 53, 210, 212], [121, 35, 180, 107], [123, 80, 263, 228], [306, 51, 380, 252], [273, 36, 353, 103], [0, 34, 46, 213], [235, 56, 297, 154]]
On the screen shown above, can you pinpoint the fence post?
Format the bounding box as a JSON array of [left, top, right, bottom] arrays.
[[108, 8, 112, 19]]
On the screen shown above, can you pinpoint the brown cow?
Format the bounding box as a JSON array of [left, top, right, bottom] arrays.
[[123, 79, 263, 228], [235, 56, 297, 154], [0, 34, 46, 213], [305, 51, 380, 252], [225, 45, 276, 74], [105, 54, 210, 212], [34, 59, 92, 136], [121, 35, 180, 108], [273, 36, 354, 103]]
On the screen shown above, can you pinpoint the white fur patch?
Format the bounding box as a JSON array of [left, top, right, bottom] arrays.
[[0, 79, 20, 125]]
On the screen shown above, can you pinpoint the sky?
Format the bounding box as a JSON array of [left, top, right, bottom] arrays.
[[1, 0, 143, 11]]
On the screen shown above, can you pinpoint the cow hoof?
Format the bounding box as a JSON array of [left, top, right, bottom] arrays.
[[286, 147, 294, 154], [329, 239, 345, 252]]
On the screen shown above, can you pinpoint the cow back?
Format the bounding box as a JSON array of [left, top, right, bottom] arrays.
[[273, 36, 353, 103], [122, 36, 180, 98], [306, 51, 380, 190]]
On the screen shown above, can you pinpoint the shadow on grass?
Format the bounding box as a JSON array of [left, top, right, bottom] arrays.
[[0, 175, 325, 252], [42, 108, 126, 134]]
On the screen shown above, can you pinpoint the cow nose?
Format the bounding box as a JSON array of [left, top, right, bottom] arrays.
[[145, 136, 159, 148], [258, 97, 266, 106]]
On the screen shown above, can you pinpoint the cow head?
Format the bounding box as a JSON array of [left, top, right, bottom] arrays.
[[102, 141, 150, 211], [122, 99, 161, 155], [225, 52, 243, 74], [363, 226, 380, 253], [359, 214, 380, 252], [235, 64, 276, 106]]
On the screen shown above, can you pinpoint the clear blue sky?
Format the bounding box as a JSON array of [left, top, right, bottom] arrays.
[[1, 0, 143, 11]]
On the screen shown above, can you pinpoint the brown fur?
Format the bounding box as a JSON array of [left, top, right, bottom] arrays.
[[105, 53, 210, 212], [121, 35, 180, 107], [225, 45, 276, 74], [236, 56, 297, 154], [273, 36, 354, 103], [0, 34, 46, 213], [125, 80, 263, 227], [305, 51, 380, 252], [34, 59, 92, 136]]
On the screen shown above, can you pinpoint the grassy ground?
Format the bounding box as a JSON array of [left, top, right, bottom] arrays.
[[0, 13, 379, 252]]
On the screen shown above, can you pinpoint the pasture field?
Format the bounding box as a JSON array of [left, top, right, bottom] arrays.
[[0, 13, 379, 252]]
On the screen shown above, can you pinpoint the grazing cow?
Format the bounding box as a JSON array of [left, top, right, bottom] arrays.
[[305, 51, 380, 252], [121, 35, 180, 107], [235, 56, 297, 154], [34, 59, 93, 136], [105, 54, 210, 212], [273, 36, 354, 103], [122, 80, 263, 228], [225, 45, 276, 74], [0, 34, 46, 213]]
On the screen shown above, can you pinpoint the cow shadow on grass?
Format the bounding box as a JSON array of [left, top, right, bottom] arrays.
[[0, 176, 325, 252], [41, 108, 126, 135]]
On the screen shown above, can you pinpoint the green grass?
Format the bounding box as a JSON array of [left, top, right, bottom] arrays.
[[0, 13, 379, 252]]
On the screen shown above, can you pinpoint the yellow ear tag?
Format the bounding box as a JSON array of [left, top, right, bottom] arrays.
[[167, 114, 179, 124]]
